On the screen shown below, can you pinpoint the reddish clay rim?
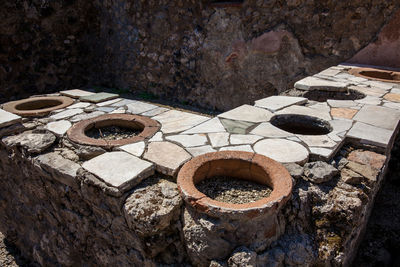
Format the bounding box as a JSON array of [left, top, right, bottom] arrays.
[[177, 151, 293, 217], [3, 96, 74, 117], [349, 67, 400, 83], [67, 114, 160, 148]]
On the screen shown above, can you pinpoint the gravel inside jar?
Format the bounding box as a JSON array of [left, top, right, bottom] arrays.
[[196, 176, 272, 204], [86, 126, 141, 140]]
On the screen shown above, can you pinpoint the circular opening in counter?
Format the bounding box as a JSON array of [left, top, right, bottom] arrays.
[[67, 114, 160, 148], [177, 151, 293, 216], [270, 114, 332, 135], [3, 96, 74, 117], [349, 68, 400, 83], [303, 88, 366, 102]]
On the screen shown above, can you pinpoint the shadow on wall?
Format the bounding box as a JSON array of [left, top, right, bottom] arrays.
[[347, 9, 400, 69]]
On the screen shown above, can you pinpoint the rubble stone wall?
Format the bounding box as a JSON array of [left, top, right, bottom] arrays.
[[1, 1, 399, 110], [0, 0, 98, 103], [0, 131, 391, 266]]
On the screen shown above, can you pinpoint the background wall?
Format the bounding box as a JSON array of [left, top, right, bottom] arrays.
[[1, 0, 399, 110]]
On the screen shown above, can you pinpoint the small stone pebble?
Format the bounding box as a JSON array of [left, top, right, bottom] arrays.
[[196, 176, 272, 204]]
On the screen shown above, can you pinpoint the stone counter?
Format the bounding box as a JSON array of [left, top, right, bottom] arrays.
[[0, 64, 399, 266]]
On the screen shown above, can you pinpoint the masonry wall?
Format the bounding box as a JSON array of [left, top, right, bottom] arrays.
[[0, 0, 98, 103], [92, 0, 399, 110], [1, 1, 399, 110]]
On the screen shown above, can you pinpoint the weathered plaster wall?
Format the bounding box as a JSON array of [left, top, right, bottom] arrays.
[[92, 0, 399, 110], [348, 9, 400, 69], [0, 0, 98, 103], [1, 1, 399, 110]]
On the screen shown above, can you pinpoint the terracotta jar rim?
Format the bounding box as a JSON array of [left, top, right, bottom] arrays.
[[177, 151, 293, 217], [67, 113, 160, 148], [3, 96, 74, 117]]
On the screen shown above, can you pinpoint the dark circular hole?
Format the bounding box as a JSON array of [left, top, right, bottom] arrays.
[[303, 89, 366, 102], [270, 114, 332, 135], [360, 70, 400, 81], [15, 99, 63, 111], [84, 119, 144, 141]]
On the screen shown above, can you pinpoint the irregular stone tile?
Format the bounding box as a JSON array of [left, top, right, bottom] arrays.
[[127, 101, 158, 114], [96, 98, 123, 107], [250, 122, 293, 138], [96, 107, 116, 113], [308, 102, 331, 113], [361, 80, 393, 90], [319, 68, 341, 77], [327, 100, 357, 108], [349, 85, 386, 97], [330, 108, 358, 119], [347, 122, 393, 147], [383, 101, 400, 110], [353, 105, 400, 130], [45, 120, 72, 136], [2, 131, 56, 153], [219, 145, 253, 153], [253, 139, 309, 165], [119, 141, 145, 157], [152, 110, 209, 134], [294, 76, 349, 91], [218, 104, 273, 123], [141, 107, 169, 117], [275, 105, 331, 121], [187, 145, 216, 157], [297, 135, 337, 148], [166, 134, 208, 147], [36, 152, 81, 188], [50, 109, 83, 120], [329, 119, 353, 133], [208, 132, 230, 148], [309, 147, 335, 159], [60, 89, 94, 98], [230, 134, 263, 145], [303, 161, 338, 184], [82, 151, 154, 192], [111, 99, 137, 107], [254, 96, 307, 112], [149, 132, 163, 142], [219, 118, 255, 134], [0, 109, 21, 128], [69, 111, 105, 123], [383, 93, 400, 103], [182, 118, 226, 134], [110, 109, 126, 114], [327, 133, 342, 142], [347, 150, 386, 171], [391, 88, 400, 94], [79, 92, 119, 103], [355, 96, 381, 105], [67, 102, 91, 109], [143, 141, 191, 176]]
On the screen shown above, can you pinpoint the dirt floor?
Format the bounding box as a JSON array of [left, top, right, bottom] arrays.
[[0, 135, 399, 267]]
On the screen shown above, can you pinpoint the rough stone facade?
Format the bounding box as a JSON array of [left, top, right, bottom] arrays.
[[0, 0, 97, 103], [1, 1, 399, 110]]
